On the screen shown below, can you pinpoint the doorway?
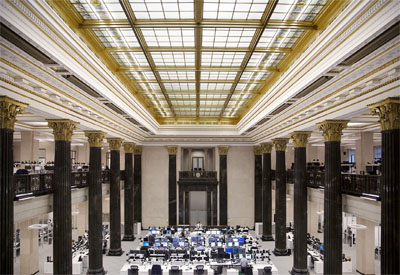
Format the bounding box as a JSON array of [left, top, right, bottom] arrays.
[[189, 191, 207, 226]]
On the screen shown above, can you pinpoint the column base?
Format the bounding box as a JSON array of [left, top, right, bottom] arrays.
[[107, 248, 123, 256], [87, 267, 107, 275], [122, 235, 135, 241], [273, 248, 291, 256], [290, 267, 309, 275], [261, 235, 274, 241]]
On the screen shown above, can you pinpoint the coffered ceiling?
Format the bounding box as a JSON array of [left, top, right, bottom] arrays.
[[48, 0, 345, 124]]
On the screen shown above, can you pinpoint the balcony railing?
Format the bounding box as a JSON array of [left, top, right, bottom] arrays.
[[179, 170, 217, 180], [286, 170, 381, 198], [14, 171, 110, 200]]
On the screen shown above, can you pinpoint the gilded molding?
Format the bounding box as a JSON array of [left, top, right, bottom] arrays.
[[107, 138, 123, 151], [167, 146, 178, 155], [0, 96, 27, 130], [260, 142, 273, 154], [317, 120, 349, 142], [84, 131, 105, 147], [47, 119, 78, 141], [123, 142, 136, 153], [290, 131, 312, 148], [273, 138, 289, 151], [368, 98, 400, 131], [253, 146, 263, 155], [218, 146, 229, 155], [134, 145, 143, 155]]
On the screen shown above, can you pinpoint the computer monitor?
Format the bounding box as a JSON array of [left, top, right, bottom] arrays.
[[143, 241, 149, 246], [246, 254, 252, 260], [233, 238, 238, 242], [179, 241, 184, 247], [155, 242, 161, 247], [239, 237, 244, 242], [227, 242, 233, 247], [217, 242, 222, 247], [177, 228, 183, 233], [233, 248, 238, 253], [234, 241, 239, 247], [211, 242, 216, 247], [225, 248, 231, 253], [34, 166, 41, 171]]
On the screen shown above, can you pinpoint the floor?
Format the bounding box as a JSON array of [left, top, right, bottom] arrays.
[[14, 230, 381, 275]]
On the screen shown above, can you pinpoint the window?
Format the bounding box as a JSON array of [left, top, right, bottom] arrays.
[[192, 157, 204, 171], [347, 149, 355, 163], [374, 146, 382, 159], [106, 152, 111, 168], [71, 151, 76, 164]]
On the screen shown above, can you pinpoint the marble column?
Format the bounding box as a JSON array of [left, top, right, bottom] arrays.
[[254, 146, 263, 223], [122, 142, 135, 241], [19, 217, 40, 274], [84, 131, 106, 274], [133, 146, 142, 223], [0, 96, 26, 274], [107, 138, 124, 256], [47, 119, 79, 274], [261, 142, 274, 241], [369, 98, 400, 274], [355, 218, 376, 274], [272, 138, 290, 256], [168, 146, 178, 226], [218, 146, 229, 226], [317, 120, 348, 274], [290, 132, 311, 274]]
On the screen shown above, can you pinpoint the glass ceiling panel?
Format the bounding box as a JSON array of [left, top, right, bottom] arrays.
[[203, 0, 269, 20], [202, 52, 246, 67], [159, 71, 196, 80], [257, 29, 304, 48], [202, 28, 256, 48], [70, 0, 127, 20], [110, 52, 149, 66], [271, 0, 327, 22], [235, 82, 261, 92], [200, 83, 232, 91], [247, 52, 286, 67], [129, 0, 194, 20], [93, 28, 140, 48], [240, 71, 271, 81], [164, 82, 196, 91], [201, 71, 238, 80], [151, 52, 195, 67], [125, 71, 156, 80], [141, 28, 195, 47]]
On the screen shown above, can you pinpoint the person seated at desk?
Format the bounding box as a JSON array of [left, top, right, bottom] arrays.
[[196, 221, 203, 229]]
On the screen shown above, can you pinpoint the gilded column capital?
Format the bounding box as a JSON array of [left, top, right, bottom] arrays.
[[218, 146, 229, 155], [260, 142, 273, 154], [368, 97, 400, 131], [123, 142, 136, 153], [253, 146, 263, 155], [273, 138, 289, 151], [290, 131, 312, 148], [134, 145, 143, 155], [167, 146, 178, 155], [107, 138, 123, 151], [84, 131, 105, 147], [0, 96, 27, 130], [47, 119, 79, 141], [317, 120, 349, 142]]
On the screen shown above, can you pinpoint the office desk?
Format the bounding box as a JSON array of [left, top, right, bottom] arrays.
[[307, 253, 353, 273], [120, 262, 215, 275], [251, 263, 279, 275]]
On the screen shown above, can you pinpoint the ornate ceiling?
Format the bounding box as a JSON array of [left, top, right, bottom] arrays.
[[49, 0, 345, 124]]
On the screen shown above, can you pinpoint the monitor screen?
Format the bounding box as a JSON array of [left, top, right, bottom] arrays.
[[155, 243, 161, 247], [233, 248, 238, 253], [191, 237, 197, 242], [233, 238, 238, 242], [217, 242, 222, 247], [34, 166, 41, 171], [143, 241, 149, 246], [177, 228, 183, 233], [320, 244, 324, 251], [211, 242, 216, 247], [225, 248, 231, 253], [179, 241, 184, 247], [239, 237, 244, 242], [227, 242, 233, 247], [234, 241, 239, 247], [246, 254, 252, 260]]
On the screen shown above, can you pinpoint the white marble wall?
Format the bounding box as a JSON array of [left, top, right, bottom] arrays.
[[227, 146, 254, 227]]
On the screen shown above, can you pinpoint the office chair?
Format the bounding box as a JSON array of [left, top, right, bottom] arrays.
[[151, 264, 162, 275], [169, 266, 180, 275], [263, 266, 272, 275], [194, 265, 205, 275], [128, 265, 139, 275]]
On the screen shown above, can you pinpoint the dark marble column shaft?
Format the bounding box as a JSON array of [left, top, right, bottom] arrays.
[[168, 146, 178, 226], [369, 98, 400, 274], [218, 146, 228, 226], [123, 143, 135, 241], [254, 146, 263, 223], [107, 138, 123, 256], [0, 96, 26, 275], [274, 148, 288, 255], [133, 146, 142, 223], [318, 120, 348, 274], [291, 132, 311, 274], [85, 132, 105, 274], [261, 142, 273, 241], [0, 128, 14, 274]]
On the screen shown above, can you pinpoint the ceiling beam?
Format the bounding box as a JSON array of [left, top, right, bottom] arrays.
[[131, 79, 265, 84], [80, 19, 316, 30], [118, 66, 278, 72], [219, 0, 279, 118], [119, 0, 176, 117], [195, 0, 203, 118], [105, 46, 292, 53]]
